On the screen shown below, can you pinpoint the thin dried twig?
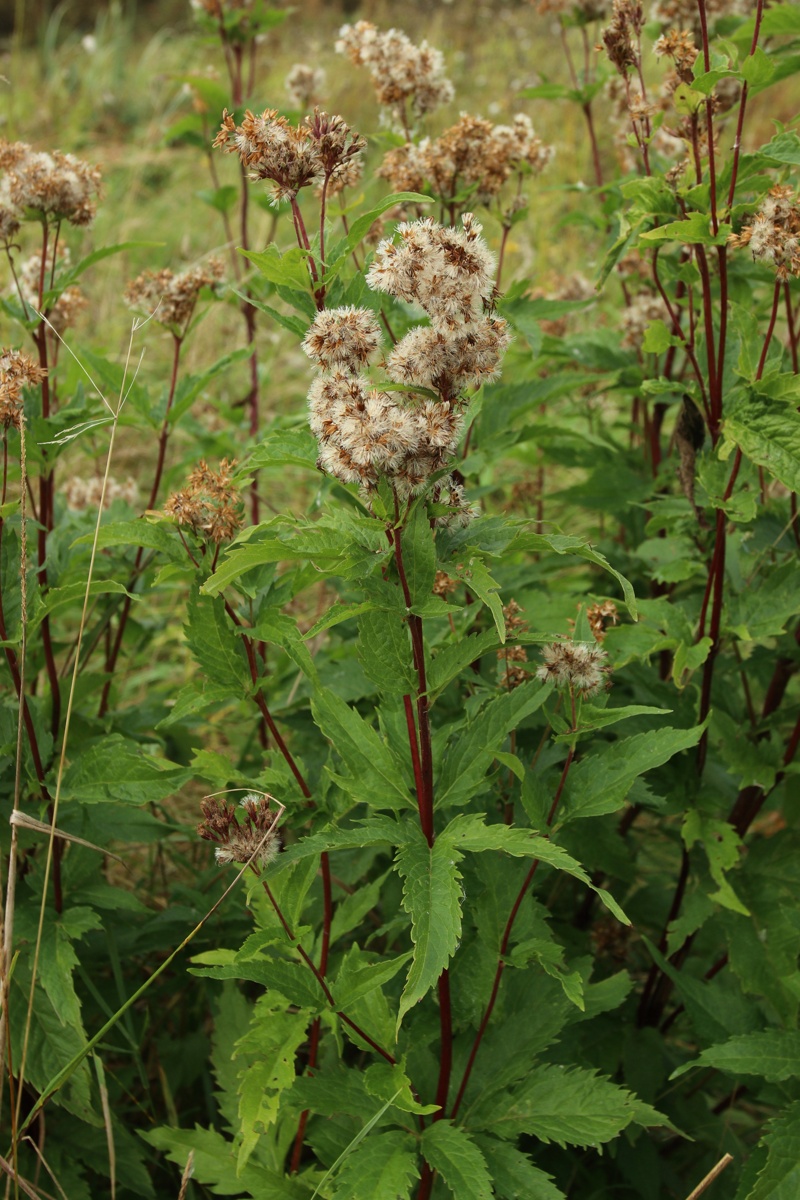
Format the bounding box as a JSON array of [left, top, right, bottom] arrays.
[[684, 1153, 734, 1200]]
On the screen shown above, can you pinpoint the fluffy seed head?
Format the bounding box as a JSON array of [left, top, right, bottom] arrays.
[[197, 792, 281, 872], [302, 306, 383, 371], [536, 640, 611, 695]]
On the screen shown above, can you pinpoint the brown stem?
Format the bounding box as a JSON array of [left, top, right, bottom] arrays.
[[726, 0, 765, 211]]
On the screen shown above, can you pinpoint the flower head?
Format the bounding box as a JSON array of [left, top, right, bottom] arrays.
[[302, 306, 383, 372], [336, 21, 454, 122], [0, 348, 46, 429], [197, 792, 281, 871], [164, 458, 243, 543], [285, 63, 327, 111], [536, 640, 611, 695], [0, 140, 102, 229], [125, 260, 223, 330], [729, 186, 800, 280]]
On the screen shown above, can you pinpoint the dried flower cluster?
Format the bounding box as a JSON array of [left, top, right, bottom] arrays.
[[197, 793, 281, 871], [285, 63, 327, 111], [586, 600, 619, 642], [335, 21, 454, 123], [650, 0, 747, 32], [601, 0, 645, 77], [0, 348, 46, 429], [0, 141, 102, 239], [303, 216, 509, 520], [16, 247, 87, 333], [498, 600, 530, 689], [164, 459, 243, 544], [124, 260, 224, 330], [214, 107, 366, 205], [378, 113, 553, 208], [64, 475, 138, 511], [729, 186, 800, 281], [537, 640, 611, 695]]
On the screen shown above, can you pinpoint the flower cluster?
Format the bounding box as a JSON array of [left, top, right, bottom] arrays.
[[498, 600, 530, 690], [124, 260, 224, 330], [0, 140, 102, 237], [650, 0, 747, 32], [17, 247, 87, 333], [303, 216, 509, 519], [601, 0, 644, 77], [214, 107, 365, 205], [378, 113, 553, 209], [536, 640, 611, 696], [335, 21, 454, 123], [586, 600, 619, 642], [197, 793, 281, 871], [164, 459, 243, 544], [729, 186, 800, 281], [64, 475, 138, 511], [285, 63, 327, 111], [0, 348, 46, 429]]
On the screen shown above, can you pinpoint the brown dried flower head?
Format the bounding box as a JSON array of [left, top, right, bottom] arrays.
[[336, 21, 454, 122], [586, 600, 619, 642], [601, 0, 644, 75], [0, 348, 46, 429], [536, 640, 611, 695], [164, 458, 243, 544], [302, 306, 383, 372], [125, 260, 224, 330], [537, 0, 610, 21], [197, 792, 281, 871], [729, 186, 800, 281], [379, 113, 553, 209], [498, 600, 530, 689], [0, 140, 102, 230]]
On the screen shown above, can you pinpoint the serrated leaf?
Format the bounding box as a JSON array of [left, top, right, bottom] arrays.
[[473, 1136, 566, 1200], [241, 244, 313, 293], [459, 558, 505, 640], [400, 503, 436, 606], [58, 734, 192, 804], [395, 832, 463, 1030], [723, 391, 800, 491], [364, 1062, 439, 1115], [671, 1030, 800, 1082], [190, 956, 326, 1011], [683, 811, 749, 915], [640, 212, 731, 246], [185, 590, 251, 693], [427, 630, 502, 699], [357, 608, 416, 693], [331, 1130, 420, 1199], [332, 950, 413, 1010], [440, 815, 629, 924], [474, 1063, 664, 1147], [312, 688, 414, 810], [142, 1125, 307, 1197], [421, 1121, 493, 1200], [561, 722, 706, 821], [437, 681, 551, 808], [73, 518, 184, 559], [746, 1099, 800, 1199], [322, 191, 433, 283], [247, 427, 318, 471]]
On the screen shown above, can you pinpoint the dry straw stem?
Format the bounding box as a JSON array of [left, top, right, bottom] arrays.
[[683, 1152, 734, 1199], [176, 1151, 195, 1200], [2, 310, 151, 1158]]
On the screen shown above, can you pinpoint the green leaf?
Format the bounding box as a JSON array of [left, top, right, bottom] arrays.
[[312, 688, 414, 810], [265, 817, 408, 877], [473, 1137, 566, 1200], [727, 562, 800, 641], [511, 532, 638, 619], [420, 1122, 493, 1200], [331, 1130, 420, 1200], [234, 1004, 312, 1169], [746, 1099, 800, 1199], [364, 1061, 439, 1115], [740, 47, 775, 90], [640, 212, 731, 246], [185, 590, 251, 693], [683, 811, 749, 915], [559, 702, 671, 740], [474, 1063, 663, 1147], [671, 1030, 800, 1082], [31, 579, 135, 625], [241, 243, 313, 293], [395, 831, 463, 1030], [459, 558, 505, 641], [428, 630, 504, 699], [229, 286, 310, 339], [437, 681, 551, 808], [73, 518, 184, 560], [761, 131, 800, 167], [142, 1125, 307, 1197], [357, 608, 416, 693], [722, 391, 800, 492], [440, 815, 629, 924], [58, 735, 191, 804], [642, 319, 681, 354], [190, 954, 327, 1011], [247, 427, 318, 471], [332, 949, 413, 1010], [401, 503, 436, 606], [561, 722, 706, 821]]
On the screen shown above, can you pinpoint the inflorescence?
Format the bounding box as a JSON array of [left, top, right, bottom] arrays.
[[0, 140, 102, 242], [303, 214, 510, 521], [197, 793, 281, 871]]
